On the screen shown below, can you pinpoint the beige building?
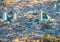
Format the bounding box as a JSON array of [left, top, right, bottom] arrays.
[[4, 0, 18, 4], [12, 38, 19, 42], [29, 0, 38, 4], [26, 14, 33, 18]]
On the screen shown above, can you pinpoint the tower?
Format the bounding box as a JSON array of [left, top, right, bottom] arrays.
[[13, 13, 17, 20], [39, 9, 43, 22], [3, 12, 7, 21]]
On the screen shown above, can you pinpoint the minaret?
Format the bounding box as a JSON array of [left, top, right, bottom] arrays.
[[39, 9, 43, 22], [54, 3, 56, 10], [13, 13, 17, 20], [3, 12, 7, 21]]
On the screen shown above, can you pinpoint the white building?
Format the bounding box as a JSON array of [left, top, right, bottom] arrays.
[[32, 9, 51, 26], [32, 10, 43, 26]]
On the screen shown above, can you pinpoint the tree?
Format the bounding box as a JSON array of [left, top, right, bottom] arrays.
[[52, 37, 57, 42], [43, 39, 50, 42], [43, 34, 51, 42]]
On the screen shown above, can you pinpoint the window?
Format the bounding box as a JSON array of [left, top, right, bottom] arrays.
[[34, 19, 39, 22], [33, 13, 38, 15]]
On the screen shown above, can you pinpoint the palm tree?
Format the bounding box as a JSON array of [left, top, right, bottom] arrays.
[[43, 34, 51, 42]]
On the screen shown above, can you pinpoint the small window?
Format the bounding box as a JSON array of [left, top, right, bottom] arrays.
[[34, 19, 39, 22], [33, 13, 38, 15]]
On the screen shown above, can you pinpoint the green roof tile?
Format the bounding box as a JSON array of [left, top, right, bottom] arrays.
[[43, 14, 48, 19]]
